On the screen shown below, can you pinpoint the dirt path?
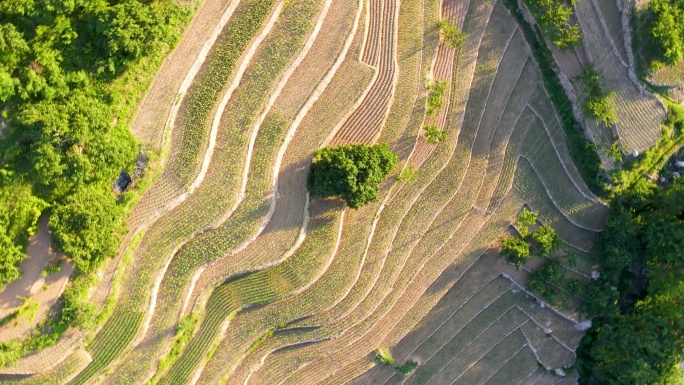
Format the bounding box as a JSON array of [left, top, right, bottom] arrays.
[[0, 216, 58, 318], [0, 215, 74, 343]]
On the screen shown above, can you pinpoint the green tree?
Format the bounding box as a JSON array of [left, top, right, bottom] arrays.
[[501, 236, 531, 269], [438, 19, 466, 49], [532, 224, 561, 255], [50, 188, 124, 273], [424, 125, 446, 144], [516, 208, 537, 236], [649, 0, 684, 66], [308, 144, 398, 209]]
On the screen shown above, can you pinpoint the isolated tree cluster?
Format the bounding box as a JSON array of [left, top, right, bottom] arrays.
[[501, 208, 561, 269], [308, 144, 398, 209], [525, 0, 581, 49]]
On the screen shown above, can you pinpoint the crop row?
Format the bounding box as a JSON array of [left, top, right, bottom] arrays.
[[158, 201, 343, 384], [263, 0, 499, 376], [62, 1, 283, 383], [206, 201, 379, 384], [195, 14, 379, 383], [106, 0, 329, 382], [0, 350, 90, 385], [271, 1, 510, 382], [574, 0, 664, 152], [68, 310, 143, 385], [180, 0, 362, 317]]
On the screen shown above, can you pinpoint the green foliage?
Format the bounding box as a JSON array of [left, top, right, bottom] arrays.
[[516, 208, 537, 236], [426, 80, 447, 116], [577, 178, 684, 385], [579, 69, 618, 127], [504, 0, 605, 195], [501, 236, 531, 269], [0, 341, 21, 368], [375, 348, 418, 375], [424, 125, 447, 144], [375, 348, 395, 365], [604, 140, 623, 163], [395, 360, 419, 375], [397, 164, 418, 184], [13, 297, 40, 324], [527, 259, 563, 303], [50, 188, 124, 274], [0, 175, 48, 285], [438, 19, 466, 49], [648, 0, 684, 67], [151, 314, 200, 382], [308, 144, 398, 209], [532, 225, 561, 255], [524, 0, 581, 49]]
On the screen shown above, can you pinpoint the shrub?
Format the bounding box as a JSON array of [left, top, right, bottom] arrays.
[[424, 125, 447, 144], [375, 348, 395, 366], [648, 0, 684, 66], [532, 225, 561, 255], [501, 236, 531, 269], [579, 69, 618, 127], [397, 164, 418, 184], [426, 80, 448, 116], [525, 0, 581, 49], [438, 19, 466, 49], [308, 144, 398, 209], [516, 208, 538, 236]]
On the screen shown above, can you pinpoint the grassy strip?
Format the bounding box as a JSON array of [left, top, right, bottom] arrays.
[[611, 102, 684, 195], [68, 310, 144, 385], [169, 0, 279, 184], [158, 202, 341, 385], [0, 350, 91, 385], [145, 313, 200, 384], [503, 0, 605, 196], [55, 3, 282, 383]]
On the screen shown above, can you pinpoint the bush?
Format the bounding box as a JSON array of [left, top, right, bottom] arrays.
[[426, 80, 448, 116], [438, 19, 466, 49], [532, 225, 561, 255], [50, 188, 124, 274], [516, 208, 537, 236], [579, 69, 618, 127], [501, 236, 531, 269], [525, 0, 581, 49], [424, 125, 446, 144], [397, 164, 418, 184], [308, 144, 398, 209], [648, 0, 684, 66]]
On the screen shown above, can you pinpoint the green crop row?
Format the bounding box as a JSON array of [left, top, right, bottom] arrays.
[[159, 202, 342, 384], [104, 0, 326, 382], [68, 310, 143, 385], [168, 0, 279, 185]]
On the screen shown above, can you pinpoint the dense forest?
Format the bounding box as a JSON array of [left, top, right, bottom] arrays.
[[577, 178, 684, 385], [0, 0, 188, 283]]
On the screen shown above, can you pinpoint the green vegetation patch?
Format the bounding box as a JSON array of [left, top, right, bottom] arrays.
[[578, 68, 618, 128], [308, 144, 398, 209], [576, 178, 684, 385], [523, 0, 581, 49]]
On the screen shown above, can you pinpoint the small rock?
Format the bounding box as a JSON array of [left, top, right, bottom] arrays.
[[660, 177, 667, 183], [555, 369, 567, 377], [632, 150, 639, 157], [591, 270, 601, 280], [674, 172, 681, 179], [675, 160, 684, 168], [540, 302, 546, 309], [576, 320, 592, 331]]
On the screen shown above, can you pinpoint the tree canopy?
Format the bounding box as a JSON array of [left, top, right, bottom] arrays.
[[577, 178, 684, 385], [307, 144, 398, 209], [0, 0, 188, 282], [648, 0, 684, 67]]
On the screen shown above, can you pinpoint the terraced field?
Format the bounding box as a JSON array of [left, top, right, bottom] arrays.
[[1, 0, 626, 383]]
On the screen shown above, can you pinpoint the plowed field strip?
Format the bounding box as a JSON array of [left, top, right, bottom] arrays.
[[331, 0, 398, 145], [481, 346, 539, 385], [157, 200, 344, 385]]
